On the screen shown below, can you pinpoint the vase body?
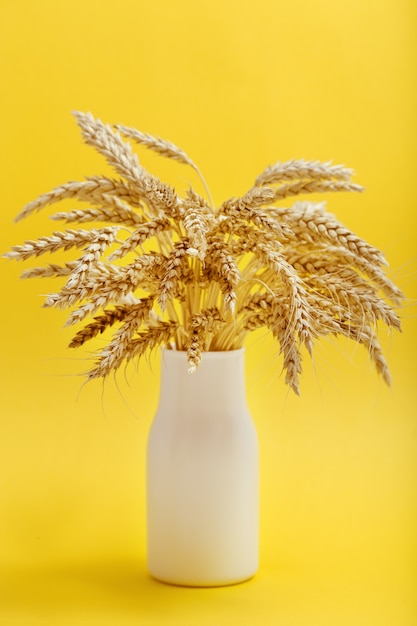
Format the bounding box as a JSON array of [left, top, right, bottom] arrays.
[[146, 348, 259, 587]]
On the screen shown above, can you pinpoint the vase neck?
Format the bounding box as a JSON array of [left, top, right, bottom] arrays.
[[156, 349, 248, 419]]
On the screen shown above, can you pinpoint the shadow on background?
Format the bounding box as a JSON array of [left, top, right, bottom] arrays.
[[1, 551, 414, 626], [0, 558, 264, 624]]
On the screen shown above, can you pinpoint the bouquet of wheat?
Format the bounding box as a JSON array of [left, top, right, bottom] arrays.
[[4, 112, 403, 394]]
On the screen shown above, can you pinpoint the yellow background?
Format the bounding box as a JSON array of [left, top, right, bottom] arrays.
[[0, 1, 416, 624]]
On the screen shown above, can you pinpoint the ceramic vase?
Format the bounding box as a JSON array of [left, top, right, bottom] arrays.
[[146, 348, 259, 586]]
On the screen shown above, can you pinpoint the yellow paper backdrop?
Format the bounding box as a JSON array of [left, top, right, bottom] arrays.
[[0, 1, 416, 624]]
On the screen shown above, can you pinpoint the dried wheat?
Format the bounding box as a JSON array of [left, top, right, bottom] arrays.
[[157, 239, 191, 310], [278, 202, 385, 265], [20, 262, 78, 279], [83, 297, 154, 374], [109, 217, 172, 260], [50, 204, 145, 227], [204, 237, 241, 313], [73, 111, 143, 185], [69, 305, 135, 348], [88, 320, 177, 380], [4, 113, 403, 393], [15, 177, 143, 222], [181, 188, 214, 260], [255, 159, 354, 187], [186, 308, 224, 373], [115, 124, 197, 169], [4, 227, 118, 261], [270, 180, 363, 201]]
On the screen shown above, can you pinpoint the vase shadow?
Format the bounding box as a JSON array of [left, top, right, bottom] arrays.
[[1, 557, 256, 623]]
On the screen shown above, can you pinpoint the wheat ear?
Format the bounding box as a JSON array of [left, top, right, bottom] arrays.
[[87, 321, 178, 380], [186, 308, 224, 373], [69, 305, 136, 348], [83, 297, 154, 375], [115, 123, 214, 208], [255, 159, 354, 187], [15, 177, 144, 222], [3, 227, 118, 261], [72, 111, 143, 185]]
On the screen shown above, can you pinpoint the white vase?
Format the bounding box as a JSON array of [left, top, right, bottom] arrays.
[[146, 348, 259, 587]]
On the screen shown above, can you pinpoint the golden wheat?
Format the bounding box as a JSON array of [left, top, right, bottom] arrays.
[[3, 112, 404, 392], [254, 159, 354, 187], [186, 308, 224, 373]]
